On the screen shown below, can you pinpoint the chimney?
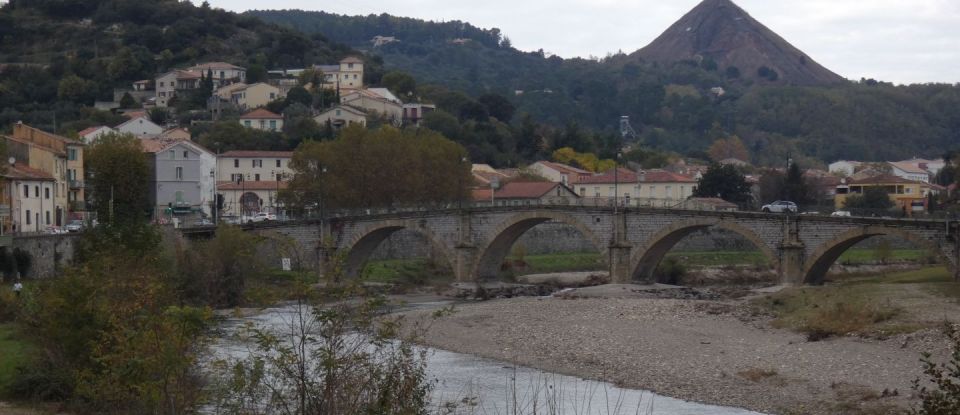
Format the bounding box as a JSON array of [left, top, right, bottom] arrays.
[[639, 170, 647, 182]]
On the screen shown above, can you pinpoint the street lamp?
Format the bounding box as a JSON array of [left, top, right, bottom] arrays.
[[614, 152, 622, 214], [459, 156, 468, 210]]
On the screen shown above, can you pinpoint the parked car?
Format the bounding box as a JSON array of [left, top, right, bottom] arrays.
[[245, 212, 276, 224], [65, 220, 84, 232], [761, 201, 798, 213], [193, 218, 214, 227], [831, 210, 851, 217]]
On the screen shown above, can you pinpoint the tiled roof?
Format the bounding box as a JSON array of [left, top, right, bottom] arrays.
[[4, 164, 55, 181], [217, 181, 289, 191], [536, 161, 591, 175], [340, 56, 364, 64], [139, 137, 187, 153], [846, 174, 927, 185], [888, 161, 929, 175], [578, 169, 695, 185], [78, 126, 108, 137], [190, 62, 244, 71], [240, 108, 283, 119], [493, 181, 568, 199], [471, 188, 493, 201], [219, 151, 293, 158]]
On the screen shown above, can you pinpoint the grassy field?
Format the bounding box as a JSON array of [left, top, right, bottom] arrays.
[[0, 323, 28, 397], [755, 267, 959, 340], [358, 249, 932, 282]]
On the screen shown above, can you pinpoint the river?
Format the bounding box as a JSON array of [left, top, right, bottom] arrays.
[[209, 302, 764, 415]]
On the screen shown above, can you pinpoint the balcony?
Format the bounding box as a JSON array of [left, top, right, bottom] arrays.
[[69, 180, 86, 189]]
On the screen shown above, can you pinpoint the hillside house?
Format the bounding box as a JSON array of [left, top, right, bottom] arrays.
[[140, 138, 215, 220], [472, 181, 580, 207], [403, 103, 436, 126], [575, 168, 697, 207], [528, 161, 591, 186], [154, 70, 202, 107], [239, 109, 284, 132], [116, 116, 163, 137], [314, 106, 367, 130], [835, 175, 940, 214], [888, 161, 931, 183], [78, 126, 114, 144], [188, 62, 246, 88], [340, 90, 402, 125], [314, 56, 365, 91], [229, 82, 282, 110]]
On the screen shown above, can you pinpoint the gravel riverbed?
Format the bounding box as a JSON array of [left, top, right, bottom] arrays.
[[401, 287, 953, 415]]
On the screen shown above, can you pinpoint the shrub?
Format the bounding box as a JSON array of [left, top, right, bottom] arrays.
[[803, 302, 900, 341], [655, 257, 687, 285], [911, 325, 960, 414]]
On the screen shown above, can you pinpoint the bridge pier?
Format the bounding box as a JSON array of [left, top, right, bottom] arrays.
[[778, 216, 806, 285], [609, 212, 634, 284]]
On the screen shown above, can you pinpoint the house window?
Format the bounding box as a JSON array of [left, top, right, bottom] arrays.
[[665, 186, 673, 198], [160, 92, 166, 97], [34, 186, 39, 197], [244, 120, 252, 127], [234, 159, 239, 168], [253, 160, 263, 168], [259, 120, 266, 129], [183, 151, 189, 159], [649, 186, 656, 197], [255, 174, 260, 182], [906, 187, 912, 194], [269, 93, 276, 99], [25, 210, 31, 225], [348, 63, 354, 69], [231, 174, 243, 182], [276, 159, 281, 168], [45, 187, 50, 199], [23, 185, 28, 198], [159, 82, 164, 87], [46, 211, 50, 225], [580, 187, 586, 196], [336, 110, 341, 116], [608, 186, 616, 196], [175, 167, 183, 180], [269, 120, 277, 131], [594, 187, 600, 198], [169, 150, 175, 159], [68, 148, 77, 161]]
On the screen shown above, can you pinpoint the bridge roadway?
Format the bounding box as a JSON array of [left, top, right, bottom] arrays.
[[185, 205, 960, 285]]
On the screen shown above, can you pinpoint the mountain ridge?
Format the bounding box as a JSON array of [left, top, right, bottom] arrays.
[[633, 0, 845, 86]]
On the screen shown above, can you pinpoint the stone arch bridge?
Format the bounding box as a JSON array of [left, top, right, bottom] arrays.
[[191, 206, 960, 285]]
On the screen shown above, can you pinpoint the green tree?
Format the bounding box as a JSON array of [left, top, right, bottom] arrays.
[[56, 75, 96, 103], [246, 63, 268, 83], [783, 163, 814, 206], [693, 163, 753, 206], [118, 92, 136, 109], [85, 133, 151, 224], [844, 187, 895, 212], [910, 326, 960, 414], [285, 86, 313, 108], [381, 71, 416, 99], [478, 93, 515, 122], [283, 126, 471, 210]]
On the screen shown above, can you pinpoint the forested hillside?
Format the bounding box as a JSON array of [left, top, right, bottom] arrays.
[[0, 0, 370, 133], [251, 9, 960, 165]]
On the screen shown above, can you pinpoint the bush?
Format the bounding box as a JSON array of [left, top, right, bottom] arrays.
[[911, 325, 960, 414], [655, 257, 687, 285], [802, 302, 899, 341]]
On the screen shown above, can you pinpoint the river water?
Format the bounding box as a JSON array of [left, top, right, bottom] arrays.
[[210, 303, 764, 415]]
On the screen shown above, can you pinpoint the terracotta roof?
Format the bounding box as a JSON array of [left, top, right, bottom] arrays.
[[140, 137, 188, 153], [190, 62, 245, 71], [578, 169, 695, 185], [535, 161, 591, 175], [888, 161, 929, 175], [4, 164, 55, 181], [122, 110, 148, 120], [240, 108, 282, 119], [160, 128, 191, 139], [217, 181, 289, 191], [220, 151, 293, 158], [846, 174, 928, 186], [340, 56, 364, 64], [78, 126, 110, 137], [174, 70, 202, 80], [493, 181, 572, 199], [471, 188, 493, 201]]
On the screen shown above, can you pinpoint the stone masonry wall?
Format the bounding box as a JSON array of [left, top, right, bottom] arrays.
[[8, 234, 80, 279]]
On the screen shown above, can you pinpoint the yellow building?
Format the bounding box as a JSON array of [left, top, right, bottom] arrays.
[[5, 122, 86, 225], [834, 174, 936, 213]]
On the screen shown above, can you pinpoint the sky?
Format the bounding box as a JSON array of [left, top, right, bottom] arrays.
[[198, 0, 960, 85]]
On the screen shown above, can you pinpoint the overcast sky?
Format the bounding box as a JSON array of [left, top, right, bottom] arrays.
[[198, 0, 959, 85]]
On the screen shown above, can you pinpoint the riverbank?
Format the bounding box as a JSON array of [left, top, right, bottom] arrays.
[[401, 269, 960, 415]]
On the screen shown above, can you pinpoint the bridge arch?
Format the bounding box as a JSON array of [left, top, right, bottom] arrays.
[[802, 226, 951, 285], [340, 220, 455, 279], [472, 210, 606, 280], [629, 218, 779, 283]]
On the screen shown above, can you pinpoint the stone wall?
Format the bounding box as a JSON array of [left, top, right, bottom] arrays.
[[8, 234, 80, 279]]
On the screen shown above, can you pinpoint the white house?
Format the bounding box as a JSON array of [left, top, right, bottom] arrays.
[[239, 109, 284, 132], [528, 161, 591, 186], [77, 125, 115, 144], [828, 160, 863, 177], [897, 158, 946, 177], [340, 90, 402, 125], [154, 70, 201, 107], [889, 161, 931, 183], [402, 103, 435, 126], [188, 62, 246, 88], [4, 163, 57, 234], [116, 116, 163, 137], [230, 82, 282, 110], [314, 105, 367, 130]]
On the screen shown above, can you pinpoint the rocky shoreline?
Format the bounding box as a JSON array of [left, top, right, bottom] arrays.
[[401, 286, 954, 415]]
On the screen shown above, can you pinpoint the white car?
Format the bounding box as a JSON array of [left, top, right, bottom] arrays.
[[245, 212, 277, 223], [831, 210, 851, 217], [761, 201, 798, 213], [65, 220, 85, 232]]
